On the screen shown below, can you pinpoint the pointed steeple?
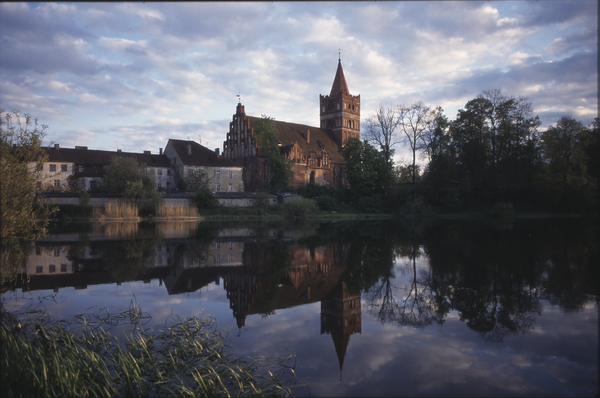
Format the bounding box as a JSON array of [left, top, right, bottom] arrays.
[[329, 59, 349, 96]]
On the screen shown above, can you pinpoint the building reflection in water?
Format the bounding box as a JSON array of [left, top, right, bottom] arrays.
[[6, 225, 361, 376]]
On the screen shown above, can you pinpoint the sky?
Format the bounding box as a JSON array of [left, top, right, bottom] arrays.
[[1, 1, 597, 164]]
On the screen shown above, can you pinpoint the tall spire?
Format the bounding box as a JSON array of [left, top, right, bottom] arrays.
[[329, 59, 349, 97]]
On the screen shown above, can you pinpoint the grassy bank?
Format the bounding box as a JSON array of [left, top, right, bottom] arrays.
[[1, 301, 296, 397]]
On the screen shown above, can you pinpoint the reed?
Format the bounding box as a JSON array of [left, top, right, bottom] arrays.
[[92, 202, 139, 220], [155, 202, 198, 218], [1, 299, 297, 397]]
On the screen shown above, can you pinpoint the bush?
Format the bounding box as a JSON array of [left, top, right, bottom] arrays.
[[283, 197, 319, 219], [317, 195, 338, 211], [395, 194, 434, 219], [193, 187, 219, 209]]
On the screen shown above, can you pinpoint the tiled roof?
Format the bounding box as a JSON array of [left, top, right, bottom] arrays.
[[246, 117, 345, 164], [168, 139, 243, 168], [42, 146, 172, 168], [330, 60, 350, 96]]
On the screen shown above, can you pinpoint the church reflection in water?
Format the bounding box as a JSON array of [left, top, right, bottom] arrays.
[[6, 225, 361, 374]]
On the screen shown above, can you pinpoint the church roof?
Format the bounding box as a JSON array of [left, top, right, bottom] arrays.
[[247, 117, 346, 164], [330, 60, 350, 96]]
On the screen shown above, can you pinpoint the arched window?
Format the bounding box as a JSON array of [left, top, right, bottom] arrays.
[[310, 171, 315, 183]]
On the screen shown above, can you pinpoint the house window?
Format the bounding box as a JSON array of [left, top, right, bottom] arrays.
[[216, 170, 221, 179], [158, 183, 162, 190], [61, 264, 67, 272], [216, 242, 221, 250], [228, 242, 233, 249], [50, 164, 56, 172], [49, 265, 56, 273], [167, 170, 171, 176], [188, 169, 193, 177], [228, 170, 233, 179], [228, 254, 232, 262], [216, 255, 221, 263], [90, 180, 97, 189], [93, 166, 99, 173], [216, 184, 221, 192], [228, 183, 232, 192], [54, 180, 60, 187], [54, 249, 60, 257], [79, 165, 84, 172], [61, 164, 67, 172], [36, 266, 43, 273], [157, 169, 162, 176]]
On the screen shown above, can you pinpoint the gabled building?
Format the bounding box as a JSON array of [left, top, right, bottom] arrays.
[[36, 144, 172, 191], [223, 59, 360, 191], [164, 139, 244, 192]]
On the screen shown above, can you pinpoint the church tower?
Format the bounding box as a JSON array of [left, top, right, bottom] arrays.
[[320, 59, 360, 147]]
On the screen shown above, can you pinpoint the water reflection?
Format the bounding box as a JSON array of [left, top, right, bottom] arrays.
[[2, 218, 597, 396]]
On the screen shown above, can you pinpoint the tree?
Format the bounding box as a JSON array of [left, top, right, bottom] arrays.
[[181, 168, 211, 192], [1, 109, 56, 282], [342, 138, 393, 196], [398, 102, 439, 184], [362, 105, 402, 163], [252, 115, 293, 192], [542, 116, 589, 187], [101, 156, 155, 205]]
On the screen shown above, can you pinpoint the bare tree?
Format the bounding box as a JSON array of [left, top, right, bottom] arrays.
[[362, 105, 401, 163], [398, 102, 438, 183]]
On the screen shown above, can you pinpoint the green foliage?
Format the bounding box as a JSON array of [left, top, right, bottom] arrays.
[[282, 197, 319, 219], [253, 115, 294, 192], [193, 186, 219, 209], [182, 168, 211, 192], [0, 303, 295, 397], [343, 138, 393, 196], [395, 194, 434, 219], [1, 109, 57, 282], [100, 157, 155, 205]]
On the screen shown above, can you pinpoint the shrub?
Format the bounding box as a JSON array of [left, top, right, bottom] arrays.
[[490, 202, 515, 218], [317, 195, 338, 211], [193, 187, 219, 209], [396, 194, 434, 219], [283, 197, 319, 219]]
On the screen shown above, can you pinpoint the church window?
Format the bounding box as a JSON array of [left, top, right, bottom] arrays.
[[337, 103, 340, 110], [344, 103, 347, 109]]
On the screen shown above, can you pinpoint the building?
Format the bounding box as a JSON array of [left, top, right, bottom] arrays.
[[164, 139, 244, 192], [35, 144, 172, 191], [223, 59, 360, 191]]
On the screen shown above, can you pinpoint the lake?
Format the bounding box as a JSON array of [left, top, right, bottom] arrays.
[[2, 218, 598, 396]]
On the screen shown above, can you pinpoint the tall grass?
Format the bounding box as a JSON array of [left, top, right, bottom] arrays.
[[155, 202, 198, 219], [92, 202, 139, 220], [1, 299, 297, 397], [92, 221, 139, 240]]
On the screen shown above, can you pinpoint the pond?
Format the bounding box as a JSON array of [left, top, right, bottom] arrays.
[[2, 218, 598, 396]]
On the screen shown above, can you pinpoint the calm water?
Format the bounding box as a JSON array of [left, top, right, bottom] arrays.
[[2, 218, 598, 396]]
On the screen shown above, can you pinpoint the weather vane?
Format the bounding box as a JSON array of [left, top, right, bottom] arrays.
[[237, 92, 241, 103], [338, 48, 341, 61]]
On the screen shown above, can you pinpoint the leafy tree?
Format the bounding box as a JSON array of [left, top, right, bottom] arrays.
[[253, 115, 293, 192], [181, 168, 211, 192], [192, 186, 219, 209], [101, 156, 155, 205], [362, 105, 402, 163], [342, 138, 393, 196], [1, 109, 56, 282]]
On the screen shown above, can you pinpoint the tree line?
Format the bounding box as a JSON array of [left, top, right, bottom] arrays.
[[322, 89, 598, 214]]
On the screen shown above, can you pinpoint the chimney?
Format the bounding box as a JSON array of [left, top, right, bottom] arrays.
[[215, 148, 220, 156], [144, 150, 151, 155], [159, 148, 163, 155], [75, 146, 88, 150], [305, 130, 310, 143], [54, 144, 60, 150], [186, 144, 192, 155], [117, 149, 122, 153]]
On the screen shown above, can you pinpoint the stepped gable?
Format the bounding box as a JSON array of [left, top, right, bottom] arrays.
[[246, 116, 345, 164], [167, 139, 242, 168]]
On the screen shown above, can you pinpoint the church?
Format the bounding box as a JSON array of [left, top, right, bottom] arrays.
[[222, 59, 360, 191]]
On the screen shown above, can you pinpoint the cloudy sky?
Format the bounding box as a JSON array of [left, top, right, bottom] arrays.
[[1, 1, 597, 161]]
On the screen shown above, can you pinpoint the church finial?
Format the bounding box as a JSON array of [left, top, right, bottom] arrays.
[[236, 92, 241, 103], [338, 48, 341, 62]]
